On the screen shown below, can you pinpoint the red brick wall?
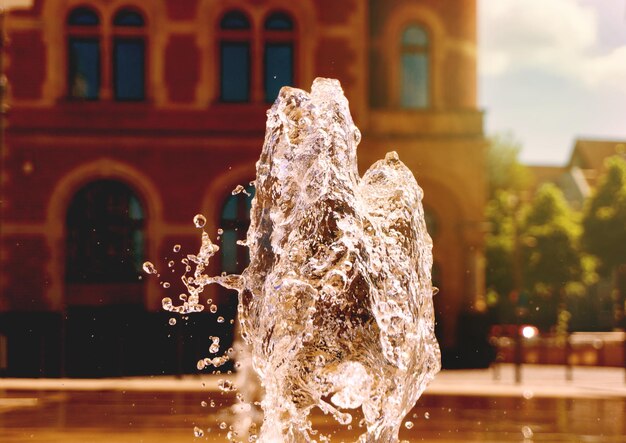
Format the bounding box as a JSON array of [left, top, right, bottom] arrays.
[[7, 30, 46, 100], [2, 236, 50, 310], [164, 35, 200, 103], [165, 0, 199, 21]]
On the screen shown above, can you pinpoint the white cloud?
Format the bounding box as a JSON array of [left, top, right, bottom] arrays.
[[479, 0, 626, 93], [583, 46, 626, 91]]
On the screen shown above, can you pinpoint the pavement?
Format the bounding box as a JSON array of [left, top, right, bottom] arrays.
[[1, 364, 625, 399]]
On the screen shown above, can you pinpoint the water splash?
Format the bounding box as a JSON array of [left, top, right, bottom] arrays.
[[151, 78, 440, 442], [238, 78, 440, 442]]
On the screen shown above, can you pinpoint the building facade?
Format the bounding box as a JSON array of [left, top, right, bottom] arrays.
[[528, 140, 626, 211], [1, 0, 485, 376]]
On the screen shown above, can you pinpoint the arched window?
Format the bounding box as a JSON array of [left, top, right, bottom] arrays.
[[219, 10, 251, 102], [263, 11, 294, 103], [219, 185, 254, 274], [66, 180, 145, 283], [112, 8, 146, 101], [67, 7, 101, 100], [401, 24, 429, 109]]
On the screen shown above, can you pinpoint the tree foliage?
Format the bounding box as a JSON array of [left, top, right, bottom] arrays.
[[522, 184, 582, 300], [485, 139, 590, 329], [485, 133, 530, 199], [582, 156, 626, 275], [582, 156, 626, 326], [485, 134, 530, 303], [485, 191, 517, 301]]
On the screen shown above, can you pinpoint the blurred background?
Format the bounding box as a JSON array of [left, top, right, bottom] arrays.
[[0, 0, 624, 378]]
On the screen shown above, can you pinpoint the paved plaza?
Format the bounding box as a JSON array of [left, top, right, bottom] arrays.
[[1, 365, 625, 442]]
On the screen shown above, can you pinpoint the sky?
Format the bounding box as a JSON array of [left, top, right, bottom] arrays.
[[478, 0, 626, 165]]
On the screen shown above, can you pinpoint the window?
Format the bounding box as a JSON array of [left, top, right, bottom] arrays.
[[220, 185, 254, 274], [66, 180, 145, 283], [216, 9, 298, 104], [67, 7, 101, 100], [263, 12, 294, 103], [66, 6, 147, 101], [113, 8, 146, 101], [401, 24, 429, 109], [219, 10, 251, 102]]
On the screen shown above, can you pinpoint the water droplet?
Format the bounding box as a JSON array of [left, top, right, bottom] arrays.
[[232, 184, 245, 195], [162, 297, 173, 311], [193, 426, 204, 437], [197, 359, 206, 370], [218, 379, 235, 392], [168, 260, 175, 268], [173, 244, 181, 252], [219, 421, 227, 430], [404, 420, 414, 429], [353, 128, 361, 144], [315, 355, 325, 367], [209, 304, 218, 313], [168, 318, 176, 326], [522, 426, 533, 439], [162, 282, 170, 289], [217, 316, 224, 323], [200, 400, 207, 407], [424, 412, 430, 419], [193, 214, 206, 228], [142, 261, 157, 274], [209, 343, 219, 353], [217, 228, 224, 235]]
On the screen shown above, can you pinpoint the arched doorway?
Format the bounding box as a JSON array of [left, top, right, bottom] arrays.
[[66, 180, 145, 292], [216, 183, 255, 314], [64, 179, 147, 376]]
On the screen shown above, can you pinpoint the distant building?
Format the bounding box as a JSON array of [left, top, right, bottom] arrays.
[[1, 0, 485, 376], [528, 139, 626, 210]]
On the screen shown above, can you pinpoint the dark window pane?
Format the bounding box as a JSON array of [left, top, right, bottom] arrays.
[[220, 186, 255, 275], [264, 43, 293, 102], [402, 25, 428, 46], [68, 38, 100, 100], [66, 180, 144, 283], [68, 7, 100, 26], [113, 9, 145, 27], [401, 53, 428, 108], [220, 10, 250, 29], [221, 42, 250, 102], [264, 12, 293, 30], [222, 194, 238, 220], [114, 38, 145, 101], [221, 229, 238, 274]]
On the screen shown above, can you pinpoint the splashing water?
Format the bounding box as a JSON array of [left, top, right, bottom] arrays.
[[151, 78, 440, 442]]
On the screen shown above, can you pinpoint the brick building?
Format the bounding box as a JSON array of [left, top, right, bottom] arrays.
[[0, 0, 485, 376]]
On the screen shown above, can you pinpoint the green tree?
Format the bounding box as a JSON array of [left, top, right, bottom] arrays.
[[486, 133, 530, 199], [522, 183, 583, 330], [484, 134, 530, 322], [485, 190, 524, 324], [582, 156, 626, 326]]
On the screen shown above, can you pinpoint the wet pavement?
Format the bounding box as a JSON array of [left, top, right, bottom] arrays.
[[1, 365, 625, 442]]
